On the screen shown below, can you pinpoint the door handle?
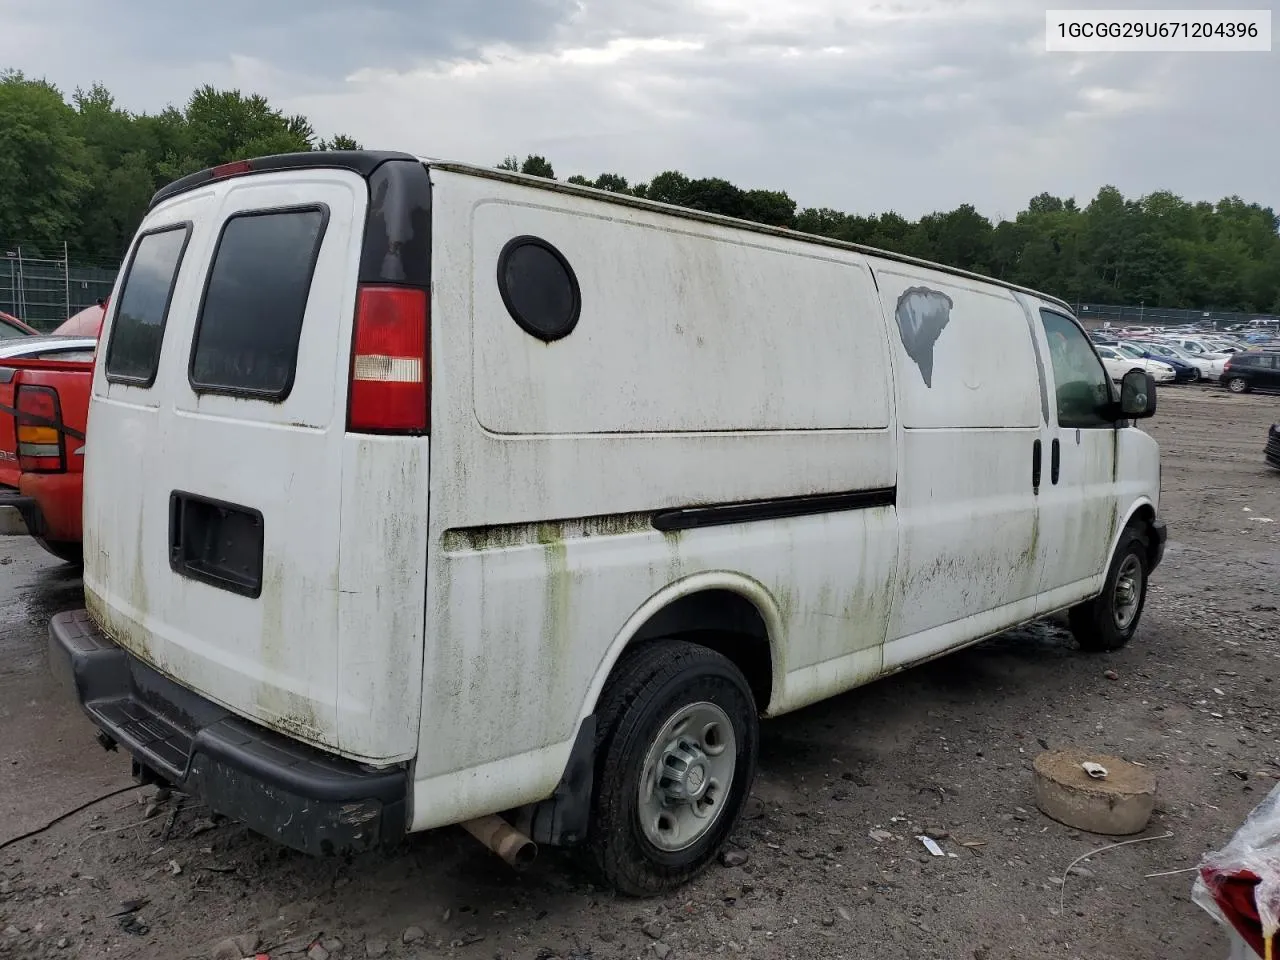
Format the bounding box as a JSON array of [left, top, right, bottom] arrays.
[[1032, 439, 1042, 494], [1051, 439, 1061, 485]]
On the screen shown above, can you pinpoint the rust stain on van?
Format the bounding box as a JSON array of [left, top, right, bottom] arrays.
[[94, 516, 157, 668], [249, 556, 323, 746], [443, 511, 654, 553], [537, 524, 574, 719]]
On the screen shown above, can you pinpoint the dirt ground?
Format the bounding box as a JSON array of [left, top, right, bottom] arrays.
[[1, 386, 1277, 960]]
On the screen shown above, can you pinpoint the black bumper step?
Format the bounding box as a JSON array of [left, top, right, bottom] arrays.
[[49, 610, 407, 856]]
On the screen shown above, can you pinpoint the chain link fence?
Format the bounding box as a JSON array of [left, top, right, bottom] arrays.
[[2, 245, 119, 332], [1076, 302, 1280, 329]]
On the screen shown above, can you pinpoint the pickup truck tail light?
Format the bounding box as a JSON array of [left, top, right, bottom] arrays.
[[347, 285, 429, 434], [16, 385, 65, 472]]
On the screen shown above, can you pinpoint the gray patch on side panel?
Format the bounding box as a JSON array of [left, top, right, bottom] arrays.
[[894, 286, 953, 387]]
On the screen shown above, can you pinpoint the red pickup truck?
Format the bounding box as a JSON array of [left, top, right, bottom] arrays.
[[0, 336, 98, 562]]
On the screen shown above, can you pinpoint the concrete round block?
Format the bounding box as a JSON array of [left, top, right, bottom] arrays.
[[1033, 748, 1156, 836]]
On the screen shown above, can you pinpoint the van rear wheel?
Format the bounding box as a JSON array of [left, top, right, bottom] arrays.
[[1068, 526, 1150, 652], [588, 640, 758, 896], [1226, 376, 1251, 394]]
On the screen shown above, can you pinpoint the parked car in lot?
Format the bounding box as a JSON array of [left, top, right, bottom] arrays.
[[1095, 344, 1176, 383], [1221, 350, 1280, 394], [52, 300, 108, 337], [1115, 342, 1197, 383], [1267, 423, 1280, 470], [0, 336, 98, 562], [0, 311, 39, 339], [1137, 341, 1223, 382], [1202, 337, 1246, 354], [1163, 336, 1234, 360], [49, 151, 1166, 895]]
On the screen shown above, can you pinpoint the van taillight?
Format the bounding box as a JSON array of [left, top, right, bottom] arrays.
[[16, 385, 65, 472], [348, 285, 429, 433]]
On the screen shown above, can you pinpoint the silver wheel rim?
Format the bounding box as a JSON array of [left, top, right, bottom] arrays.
[[638, 701, 736, 853], [1229, 378, 1247, 393], [1112, 554, 1143, 631]]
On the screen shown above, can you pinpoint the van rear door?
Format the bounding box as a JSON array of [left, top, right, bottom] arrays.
[[85, 168, 370, 755]]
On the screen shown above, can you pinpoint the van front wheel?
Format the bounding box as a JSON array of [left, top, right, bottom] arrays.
[[588, 640, 759, 896], [1068, 526, 1150, 652]]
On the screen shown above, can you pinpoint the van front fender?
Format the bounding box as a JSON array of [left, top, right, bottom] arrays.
[[1111, 496, 1165, 572]]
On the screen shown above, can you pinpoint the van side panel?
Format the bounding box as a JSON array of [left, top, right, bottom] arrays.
[[873, 266, 1046, 666], [471, 201, 890, 435], [414, 170, 900, 827]]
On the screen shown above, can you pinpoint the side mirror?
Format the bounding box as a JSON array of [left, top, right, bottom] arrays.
[[1119, 369, 1157, 419]]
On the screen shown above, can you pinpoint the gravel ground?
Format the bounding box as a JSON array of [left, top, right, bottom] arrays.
[[1, 385, 1277, 960]]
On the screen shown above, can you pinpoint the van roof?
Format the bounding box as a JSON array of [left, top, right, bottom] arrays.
[[148, 150, 1073, 313]]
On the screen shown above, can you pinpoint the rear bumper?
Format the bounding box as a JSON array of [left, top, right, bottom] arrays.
[[1149, 518, 1168, 572], [18, 471, 82, 543], [0, 486, 41, 536], [49, 610, 407, 856]]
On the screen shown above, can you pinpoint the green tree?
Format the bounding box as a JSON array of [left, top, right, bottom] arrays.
[[744, 189, 796, 227], [916, 204, 994, 273], [2, 91, 1278, 320], [593, 173, 630, 194], [644, 170, 692, 206], [519, 155, 555, 179], [318, 134, 362, 151], [0, 72, 93, 251], [181, 86, 314, 166], [682, 177, 746, 218]]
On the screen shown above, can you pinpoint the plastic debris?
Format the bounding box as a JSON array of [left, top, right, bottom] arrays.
[[1082, 762, 1110, 780], [918, 836, 945, 857], [1193, 781, 1280, 958]]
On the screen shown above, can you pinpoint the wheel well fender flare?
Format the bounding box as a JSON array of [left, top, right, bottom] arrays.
[[1111, 496, 1156, 559], [577, 571, 784, 727]]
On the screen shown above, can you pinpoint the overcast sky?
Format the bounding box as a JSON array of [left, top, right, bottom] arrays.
[[3, 0, 1276, 220]]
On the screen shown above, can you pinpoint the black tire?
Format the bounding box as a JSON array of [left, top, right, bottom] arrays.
[[1068, 526, 1150, 652], [35, 538, 83, 565], [1226, 376, 1251, 394], [588, 639, 759, 897]]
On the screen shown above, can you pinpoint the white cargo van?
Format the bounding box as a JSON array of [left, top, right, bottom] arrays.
[[51, 151, 1166, 895]]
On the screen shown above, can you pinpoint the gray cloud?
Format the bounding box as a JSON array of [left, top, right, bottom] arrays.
[[2, 0, 1276, 219]]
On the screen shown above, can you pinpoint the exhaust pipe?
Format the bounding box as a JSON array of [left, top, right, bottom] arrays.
[[460, 815, 537, 869]]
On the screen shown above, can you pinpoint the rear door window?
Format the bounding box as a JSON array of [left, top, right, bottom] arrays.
[[104, 225, 192, 385], [189, 206, 328, 399]]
